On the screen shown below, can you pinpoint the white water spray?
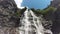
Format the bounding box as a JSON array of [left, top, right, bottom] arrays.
[[19, 8, 53, 34]]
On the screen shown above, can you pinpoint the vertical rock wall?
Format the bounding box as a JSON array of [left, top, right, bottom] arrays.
[[0, 0, 20, 34]]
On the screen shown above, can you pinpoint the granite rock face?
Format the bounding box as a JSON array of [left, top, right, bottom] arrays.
[[51, 0, 60, 8], [47, 0, 60, 34], [0, 0, 20, 34], [51, 6, 60, 34], [0, 0, 19, 27]]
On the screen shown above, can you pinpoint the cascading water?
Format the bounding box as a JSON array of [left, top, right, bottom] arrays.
[[19, 8, 53, 34]]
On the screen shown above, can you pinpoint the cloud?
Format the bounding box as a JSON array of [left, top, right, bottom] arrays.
[[14, 0, 24, 9]]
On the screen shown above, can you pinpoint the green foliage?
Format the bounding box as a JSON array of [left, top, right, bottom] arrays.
[[15, 10, 21, 16], [41, 6, 56, 15], [15, 6, 57, 16], [31, 6, 57, 15], [15, 7, 27, 17]]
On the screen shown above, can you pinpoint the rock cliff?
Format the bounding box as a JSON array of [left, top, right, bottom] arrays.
[[0, 0, 20, 27], [46, 0, 60, 34], [0, 0, 20, 34]]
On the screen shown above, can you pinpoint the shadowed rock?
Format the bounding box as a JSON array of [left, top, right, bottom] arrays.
[[0, 0, 20, 34], [0, 0, 19, 27]]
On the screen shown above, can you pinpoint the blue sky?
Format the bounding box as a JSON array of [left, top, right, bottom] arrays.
[[14, 0, 52, 9]]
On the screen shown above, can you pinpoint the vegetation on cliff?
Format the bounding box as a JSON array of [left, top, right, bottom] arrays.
[[16, 6, 56, 17], [31, 6, 56, 15]]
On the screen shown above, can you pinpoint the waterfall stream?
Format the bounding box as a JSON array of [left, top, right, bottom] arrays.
[[19, 8, 53, 34]]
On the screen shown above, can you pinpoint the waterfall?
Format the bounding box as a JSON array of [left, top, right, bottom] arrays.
[[19, 8, 53, 34]]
